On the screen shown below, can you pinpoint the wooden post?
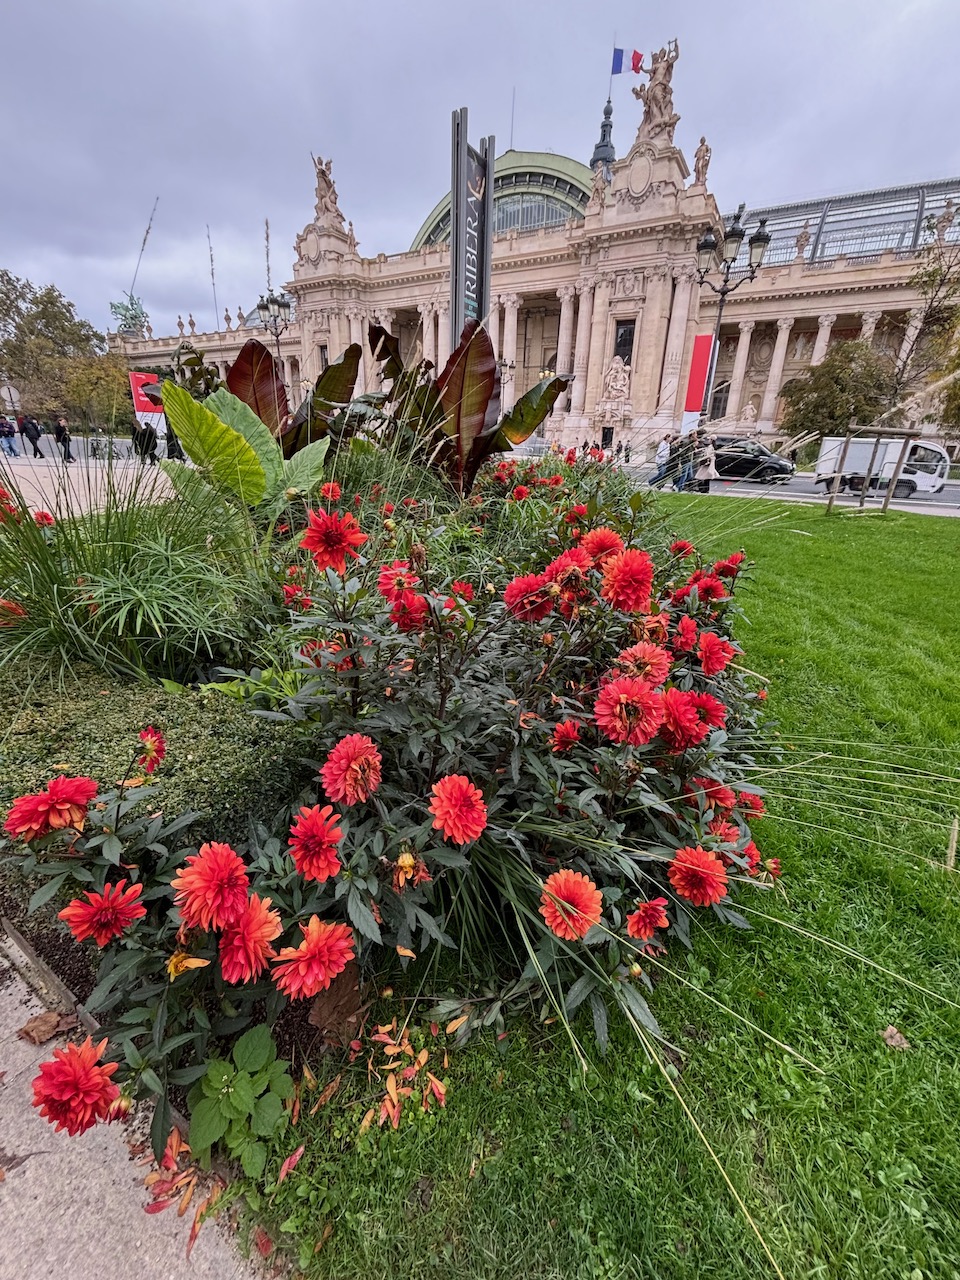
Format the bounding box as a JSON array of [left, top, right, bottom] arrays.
[[825, 429, 854, 515], [858, 435, 883, 509], [880, 435, 914, 514]]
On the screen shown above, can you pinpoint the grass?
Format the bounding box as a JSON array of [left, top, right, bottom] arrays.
[[249, 499, 960, 1280]]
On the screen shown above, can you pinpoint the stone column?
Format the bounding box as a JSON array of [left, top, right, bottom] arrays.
[[859, 309, 882, 346], [501, 293, 521, 412], [348, 308, 366, 394], [555, 284, 577, 410], [811, 312, 837, 366], [418, 303, 436, 368], [656, 266, 696, 418], [436, 300, 451, 370], [897, 308, 924, 370], [568, 278, 594, 416], [759, 318, 795, 424], [727, 321, 755, 421], [633, 264, 670, 415], [487, 295, 501, 361], [584, 274, 613, 416]]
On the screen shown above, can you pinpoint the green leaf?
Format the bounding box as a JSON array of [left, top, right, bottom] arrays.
[[204, 388, 283, 494], [102, 834, 123, 865], [188, 1096, 229, 1152], [251, 1091, 284, 1137], [27, 874, 66, 914], [240, 1141, 268, 1180], [269, 1073, 294, 1101], [347, 884, 382, 944], [157, 458, 219, 509], [229, 1070, 257, 1118], [284, 345, 361, 456], [150, 1092, 172, 1163], [278, 438, 330, 501], [140, 1067, 165, 1096], [201, 1060, 234, 1096], [435, 320, 499, 494], [232, 1024, 274, 1074], [368, 322, 404, 381], [224, 338, 289, 438], [159, 381, 267, 505], [494, 377, 567, 448]]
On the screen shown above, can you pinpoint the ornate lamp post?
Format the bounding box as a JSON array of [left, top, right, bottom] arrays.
[[256, 290, 292, 372], [695, 206, 770, 426]]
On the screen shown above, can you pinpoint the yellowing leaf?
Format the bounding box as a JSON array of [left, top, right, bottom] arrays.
[[396, 946, 417, 960], [359, 1107, 375, 1135], [386, 1072, 399, 1106], [446, 1015, 468, 1035]]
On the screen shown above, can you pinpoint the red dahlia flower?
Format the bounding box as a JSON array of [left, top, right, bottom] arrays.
[[635, 612, 670, 644], [288, 804, 343, 882], [580, 527, 624, 565], [713, 551, 746, 578], [659, 688, 726, 752], [707, 817, 742, 846], [539, 868, 603, 941], [626, 896, 669, 941], [320, 481, 341, 501], [3, 775, 98, 843], [171, 842, 250, 931], [449, 579, 474, 602], [765, 857, 782, 878], [282, 584, 312, 612], [138, 725, 166, 774], [673, 615, 698, 653], [272, 917, 355, 999], [686, 776, 737, 815], [390, 590, 431, 633], [429, 774, 487, 845], [300, 508, 368, 575], [320, 734, 382, 806], [551, 720, 581, 752], [546, 547, 593, 617], [668, 845, 728, 906], [34, 510, 56, 527], [600, 549, 655, 613], [670, 540, 696, 558], [0, 598, 27, 626], [615, 641, 671, 686], [698, 631, 736, 676], [511, 484, 531, 501], [564, 504, 589, 524], [32, 1036, 119, 1136], [503, 572, 553, 622], [58, 880, 146, 947], [377, 560, 421, 603], [737, 791, 766, 818], [219, 893, 283, 984], [594, 676, 664, 746]]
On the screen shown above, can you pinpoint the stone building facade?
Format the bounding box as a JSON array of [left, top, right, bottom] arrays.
[[112, 58, 959, 457]]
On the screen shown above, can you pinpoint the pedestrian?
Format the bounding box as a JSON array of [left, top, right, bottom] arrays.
[[614, 441, 623, 461], [624, 443, 631, 464], [581, 439, 589, 454], [649, 433, 672, 487], [132, 420, 159, 466], [0, 415, 19, 458], [22, 416, 44, 459], [671, 433, 694, 491], [54, 417, 75, 463], [166, 426, 185, 461], [695, 433, 720, 493]]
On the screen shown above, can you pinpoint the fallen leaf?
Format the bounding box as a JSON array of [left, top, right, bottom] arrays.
[[881, 1025, 911, 1050], [117, 775, 146, 789], [277, 1144, 305, 1185], [445, 1015, 468, 1036], [306, 960, 364, 1045], [177, 1177, 197, 1218], [253, 1227, 274, 1258], [314, 1222, 334, 1252], [17, 1011, 77, 1045], [310, 1073, 341, 1114], [359, 1107, 375, 1134], [144, 1198, 175, 1214], [0, 1169, 5, 1183], [386, 1072, 399, 1106], [301, 1062, 318, 1091], [396, 946, 416, 959]]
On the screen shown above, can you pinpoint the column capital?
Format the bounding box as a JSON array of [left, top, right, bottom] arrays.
[[673, 263, 697, 283], [593, 271, 614, 289], [738, 320, 756, 334], [817, 312, 837, 328], [860, 308, 883, 323], [777, 316, 796, 332], [502, 292, 521, 311], [557, 283, 577, 302], [648, 261, 671, 281], [437, 299, 449, 315], [417, 302, 435, 318], [575, 276, 595, 296], [907, 306, 924, 322]]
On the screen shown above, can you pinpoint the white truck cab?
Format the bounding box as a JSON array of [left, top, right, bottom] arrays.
[[814, 436, 950, 498]]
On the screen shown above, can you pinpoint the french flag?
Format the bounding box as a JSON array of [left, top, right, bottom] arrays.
[[611, 48, 643, 75]]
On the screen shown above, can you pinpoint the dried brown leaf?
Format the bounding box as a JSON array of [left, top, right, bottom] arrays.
[[881, 1025, 911, 1050], [17, 1010, 77, 1045]]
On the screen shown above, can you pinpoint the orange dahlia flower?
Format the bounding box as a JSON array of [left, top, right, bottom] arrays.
[[137, 726, 166, 774], [600, 549, 654, 613], [594, 676, 664, 746], [428, 775, 487, 845], [614, 641, 671, 686], [3, 775, 98, 843], [667, 845, 728, 907], [320, 734, 382, 806], [698, 631, 736, 677], [300, 508, 368, 575], [58, 879, 146, 947], [503, 572, 553, 622], [219, 893, 283, 984], [288, 804, 343, 883], [626, 896, 669, 941], [551, 720, 581, 752], [32, 1036, 119, 1136], [580, 526, 624, 565], [272, 916, 355, 999], [171, 842, 250, 931], [539, 868, 603, 941]]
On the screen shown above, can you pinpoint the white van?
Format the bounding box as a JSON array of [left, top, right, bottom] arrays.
[[814, 436, 950, 498]]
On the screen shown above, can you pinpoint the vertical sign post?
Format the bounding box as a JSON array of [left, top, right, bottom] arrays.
[[450, 107, 495, 353]]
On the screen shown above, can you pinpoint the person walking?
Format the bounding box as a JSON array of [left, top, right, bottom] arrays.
[[673, 432, 696, 492], [0, 415, 19, 458], [694, 433, 720, 493], [132, 420, 159, 466], [22, 416, 44, 458], [53, 417, 75, 463], [649, 433, 672, 487]]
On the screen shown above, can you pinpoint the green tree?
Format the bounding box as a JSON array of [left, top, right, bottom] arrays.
[[779, 340, 898, 442], [0, 269, 105, 415], [62, 353, 134, 429]]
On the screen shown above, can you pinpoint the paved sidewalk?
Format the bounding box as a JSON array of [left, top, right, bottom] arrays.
[[0, 943, 255, 1280]]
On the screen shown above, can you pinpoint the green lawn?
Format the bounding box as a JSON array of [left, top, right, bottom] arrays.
[[250, 500, 960, 1280]]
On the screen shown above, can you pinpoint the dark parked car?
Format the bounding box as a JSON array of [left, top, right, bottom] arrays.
[[713, 436, 795, 484]]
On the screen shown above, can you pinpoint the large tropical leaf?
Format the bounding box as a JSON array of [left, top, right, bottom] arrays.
[[435, 320, 499, 494], [284, 344, 362, 457], [225, 339, 289, 438], [203, 388, 282, 495], [278, 438, 330, 503], [494, 377, 569, 450], [159, 381, 266, 505], [368, 323, 404, 382]]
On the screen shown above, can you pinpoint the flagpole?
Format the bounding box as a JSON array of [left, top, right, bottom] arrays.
[[609, 29, 616, 97]]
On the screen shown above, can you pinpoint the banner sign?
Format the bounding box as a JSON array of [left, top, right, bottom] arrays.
[[450, 107, 495, 351], [683, 334, 716, 413], [129, 371, 167, 432]]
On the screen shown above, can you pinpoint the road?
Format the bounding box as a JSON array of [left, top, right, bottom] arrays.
[[640, 470, 960, 517]]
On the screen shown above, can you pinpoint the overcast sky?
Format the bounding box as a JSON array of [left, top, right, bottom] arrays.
[[3, 0, 959, 338]]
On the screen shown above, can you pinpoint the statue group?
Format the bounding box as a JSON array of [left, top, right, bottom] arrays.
[[633, 40, 681, 144], [313, 155, 345, 228]]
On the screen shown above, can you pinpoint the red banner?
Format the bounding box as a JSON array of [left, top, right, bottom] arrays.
[[683, 334, 715, 413], [129, 371, 160, 415]]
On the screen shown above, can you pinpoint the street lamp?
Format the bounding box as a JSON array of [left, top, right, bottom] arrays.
[[256, 289, 292, 370], [695, 205, 770, 427]]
